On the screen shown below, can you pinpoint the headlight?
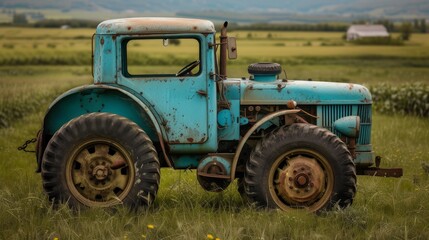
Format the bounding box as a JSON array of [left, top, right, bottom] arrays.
[[333, 116, 360, 138]]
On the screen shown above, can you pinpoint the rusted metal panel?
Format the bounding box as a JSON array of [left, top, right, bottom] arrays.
[[239, 79, 372, 105], [96, 17, 216, 35], [115, 33, 218, 153]]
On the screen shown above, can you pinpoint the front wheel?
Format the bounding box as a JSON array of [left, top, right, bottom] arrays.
[[244, 124, 356, 213], [41, 113, 160, 208]]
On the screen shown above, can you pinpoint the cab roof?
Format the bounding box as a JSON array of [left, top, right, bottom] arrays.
[[96, 17, 216, 35]]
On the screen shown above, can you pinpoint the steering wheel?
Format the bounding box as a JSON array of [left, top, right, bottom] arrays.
[[176, 60, 200, 77]]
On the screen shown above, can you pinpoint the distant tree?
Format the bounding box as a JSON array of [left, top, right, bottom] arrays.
[[420, 19, 427, 33], [400, 22, 413, 40], [12, 13, 27, 25], [169, 39, 181, 46], [375, 19, 394, 32], [267, 33, 272, 38], [413, 19, 420, 31], [352, 20, 368, 25]]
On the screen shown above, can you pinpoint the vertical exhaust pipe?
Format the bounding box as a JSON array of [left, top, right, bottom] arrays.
[[220, 21, 228, 80]]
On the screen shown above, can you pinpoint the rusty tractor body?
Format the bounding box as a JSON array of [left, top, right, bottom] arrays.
[[36, 18, 402, 212]]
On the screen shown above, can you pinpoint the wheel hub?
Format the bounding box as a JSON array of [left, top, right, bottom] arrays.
[[92, 164, 109, 180], [294, 173, 309, 188], [276, 155, 326, 204], [68, 141, 133, 206]]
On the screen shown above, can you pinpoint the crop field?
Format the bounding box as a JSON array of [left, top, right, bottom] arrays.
[[0, 27, 428, 239]]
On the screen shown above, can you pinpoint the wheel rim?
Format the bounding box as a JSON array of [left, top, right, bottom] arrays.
[[268, 148, 334, 212], [65, 138, 135, 207]]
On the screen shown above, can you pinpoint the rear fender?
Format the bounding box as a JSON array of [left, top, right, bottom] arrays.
[[37, 84, 171, 172]]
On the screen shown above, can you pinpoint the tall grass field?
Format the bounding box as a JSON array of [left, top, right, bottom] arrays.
[[0, 27, 428, 239]]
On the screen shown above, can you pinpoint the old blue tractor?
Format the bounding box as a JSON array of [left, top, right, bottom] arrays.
[[35, 18, 402, 212]]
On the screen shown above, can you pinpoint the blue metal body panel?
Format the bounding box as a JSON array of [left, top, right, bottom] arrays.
[[94, 35, 117, 84], [112, 33, 218, 154], [238, 79, 372, 105], [218, 79, 241, 140], [43, 85, 165, 142]]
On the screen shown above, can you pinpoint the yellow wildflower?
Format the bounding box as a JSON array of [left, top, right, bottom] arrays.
[[53, 238, 59, 240], [147, 224, 155, 229], [207, 234, 214, 239], [215, 238, 221, 240]]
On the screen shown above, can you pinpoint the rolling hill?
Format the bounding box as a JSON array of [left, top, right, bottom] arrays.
[[0, 0, 428, 21]]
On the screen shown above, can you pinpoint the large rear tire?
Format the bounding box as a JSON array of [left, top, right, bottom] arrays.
[[244, 124, 356, 212], [41, 113, 160, 208]]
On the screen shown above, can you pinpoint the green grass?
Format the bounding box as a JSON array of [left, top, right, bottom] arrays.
[[0, 27, 429, 239]]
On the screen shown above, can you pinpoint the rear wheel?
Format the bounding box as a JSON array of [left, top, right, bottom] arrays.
[[41, 113, 160, 208], [244, 124, 356, 212]]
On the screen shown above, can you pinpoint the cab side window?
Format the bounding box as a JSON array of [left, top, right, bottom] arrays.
[[125, 38, 201, 77]]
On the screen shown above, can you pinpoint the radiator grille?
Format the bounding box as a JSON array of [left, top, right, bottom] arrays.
[[320, 105, 371, 145]]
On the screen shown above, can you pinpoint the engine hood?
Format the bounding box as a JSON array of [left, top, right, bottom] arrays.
[[230, 79, 372, 105]]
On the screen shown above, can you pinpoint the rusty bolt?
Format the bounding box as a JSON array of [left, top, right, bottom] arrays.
[[289, 177, 293, 181], [297, 175, 307, 186], [255, 106, 261, 111], [293, 170, 297, 174], [248, 106, 254, 111], [296, 190, 300, 194], [289, 186, 293, 189]]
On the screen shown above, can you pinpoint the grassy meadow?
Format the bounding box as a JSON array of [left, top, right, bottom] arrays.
[[0, 27, 429, 239]]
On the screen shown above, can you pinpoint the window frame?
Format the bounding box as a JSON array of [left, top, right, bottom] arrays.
[[121, 35, 203, 78]]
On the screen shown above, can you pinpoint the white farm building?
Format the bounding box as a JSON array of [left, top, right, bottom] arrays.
[[346, 25, 390, 41]]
